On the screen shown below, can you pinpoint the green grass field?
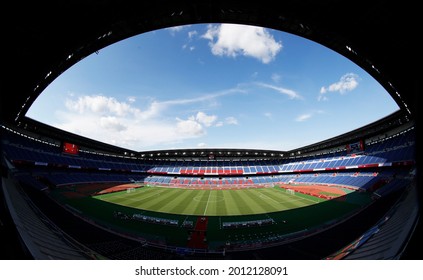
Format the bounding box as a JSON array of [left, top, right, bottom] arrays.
[[51, 183, 372, 250], [93, 185, 323, 216]]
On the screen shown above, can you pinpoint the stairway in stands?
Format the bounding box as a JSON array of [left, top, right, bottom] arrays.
[[187, 216, 208, 249]]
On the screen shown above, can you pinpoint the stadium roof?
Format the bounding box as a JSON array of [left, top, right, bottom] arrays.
[[4, 108, 410, 161], [1, 0, 419, 160], [1, 1, 418, 125]]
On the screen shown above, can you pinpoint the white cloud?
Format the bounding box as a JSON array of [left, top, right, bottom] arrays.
[[264, 112, 273, 120], [174, 111, 218, 137], [55, 109, 207, 150], [63, 88, 242, 123], [127, 96, 136, 103], [99, 116, 127, 132], [180, 29, 198, 52], [54, 94, 241, 150], [188, 30, 198, 39], [65, 95, 136, 117], [182, 44, 195, 51], [195, 111, 217, 127], [225, 116, 238, 125], [158, 87, 244, 107], [295, 110, 324, 122], [214, 117, 238, 127], [175, 117, 205, 136], [167, 25, 189, 35], [296, 113, 312, 122], [256, 82, 302, 100], [317, 92, 329, 101], [202, 24, 282, 64], [271, 73, 281, 83], [319, 73, 360, 101]]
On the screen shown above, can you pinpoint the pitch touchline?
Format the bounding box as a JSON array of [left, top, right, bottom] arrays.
[[259, 190, 317, 205], [293, 193, 320, 204]]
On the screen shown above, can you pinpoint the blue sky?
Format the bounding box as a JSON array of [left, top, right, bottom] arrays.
[[26, 23, 399, 152]]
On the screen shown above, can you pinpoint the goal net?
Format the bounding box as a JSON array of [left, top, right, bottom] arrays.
[[286, 189, 295, 195]]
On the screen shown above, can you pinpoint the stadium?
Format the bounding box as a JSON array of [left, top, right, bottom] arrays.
[[1, 1, 420, 260]]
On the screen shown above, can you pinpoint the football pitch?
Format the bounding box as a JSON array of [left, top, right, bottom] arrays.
[[93, 185, 323, 216], [53, 183, 371, 251]]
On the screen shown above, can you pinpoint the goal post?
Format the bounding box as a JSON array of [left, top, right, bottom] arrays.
[[286, 189, 295, 195], [127, 187, 135, 193]]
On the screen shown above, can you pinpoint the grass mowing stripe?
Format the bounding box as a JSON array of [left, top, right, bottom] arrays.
[[122, 189, 166, 206], [263, 189, 300, 210], [183, 189, 205, 215], [291, 192, 322, 204], [185, 190, 205, 215], [203, 189, 213, 216], [242, 189, 280, 214], [270, 187, 316, 205], [222, 190, 242, 215], [220, 191, 231, 216], [205, 191, 222, 216], [100, 187, 159, 205], [51, 184, 375, 251], [254, 189, 284, 209], [129, 188, 178, 211], [260, 188, 313, 210], [228, 189, 254, 215], [166, 189, 198, 214], [95, 186, 324, 216], [159, 188, 193, 214]]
